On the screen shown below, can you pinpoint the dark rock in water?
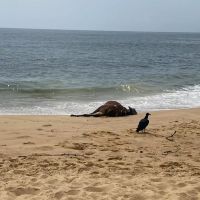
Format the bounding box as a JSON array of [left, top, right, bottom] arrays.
[[71, 101, 137, 117]]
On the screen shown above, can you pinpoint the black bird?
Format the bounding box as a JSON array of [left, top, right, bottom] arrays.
[[136, 113, 151, 133]]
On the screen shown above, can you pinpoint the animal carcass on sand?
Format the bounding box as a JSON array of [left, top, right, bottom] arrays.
[[71, 101, 137, 117]]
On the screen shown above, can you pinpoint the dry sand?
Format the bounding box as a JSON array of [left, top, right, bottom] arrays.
[[0, 108, 200, 200]]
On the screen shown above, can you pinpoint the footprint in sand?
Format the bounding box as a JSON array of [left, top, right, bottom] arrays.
[[84, 186, 108, 193], [6, 187, 40, 196], [176, 182, 187, 188], [67, 189, 80, 195], [130, 193, 146, 200], [110, 149, 119, 152], [108, 156, 122, 161], [12, 169, 26, 175], [17, 135, 31, 139], [43, 124, 52, 127], [23, 141, 35, 145], [68, 143, 88, 151], [48, 135, 56, 137], [178, 192, 195, 200], [36, 146, 54, 151], [150, 177, 162, 182], [54, 190, 80, 199], [54, 191, 66, 199], [85, 150, 95, 155]]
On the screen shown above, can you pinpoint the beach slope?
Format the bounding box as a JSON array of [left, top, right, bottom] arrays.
[[0, 108, 200, 199]]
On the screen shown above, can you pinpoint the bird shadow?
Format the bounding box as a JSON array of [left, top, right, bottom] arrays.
[[136, 131, 166, 138]]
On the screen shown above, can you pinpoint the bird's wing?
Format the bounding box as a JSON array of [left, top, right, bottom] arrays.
[[143, 119, 149, 129], [137, 119, 145, 129]]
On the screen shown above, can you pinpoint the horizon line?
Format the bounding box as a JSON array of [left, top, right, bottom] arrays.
[[0, 27, 200, 34]]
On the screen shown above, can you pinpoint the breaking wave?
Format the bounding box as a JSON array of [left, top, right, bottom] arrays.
[[0, 84, 199, 115]]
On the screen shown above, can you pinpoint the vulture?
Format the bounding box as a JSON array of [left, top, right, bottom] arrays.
[[136, 113, 151, 133]]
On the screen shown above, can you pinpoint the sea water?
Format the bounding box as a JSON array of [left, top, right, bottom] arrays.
[[0, 28, 200, 114]]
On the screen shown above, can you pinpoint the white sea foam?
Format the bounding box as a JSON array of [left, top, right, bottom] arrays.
[[0, 85, 200, 115], [123, 84, 200, 112], [65, 84, 200, 114]]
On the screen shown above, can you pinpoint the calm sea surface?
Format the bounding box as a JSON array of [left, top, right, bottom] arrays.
[[0, 28, 200, 114]]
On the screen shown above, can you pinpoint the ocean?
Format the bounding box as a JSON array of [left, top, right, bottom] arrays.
[[0, 28, 200, 115]]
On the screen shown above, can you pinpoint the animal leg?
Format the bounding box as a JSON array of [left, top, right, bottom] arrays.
[[91, 112, 104, 117], [71, 114, 94, 117], [71, 112, 103, 117]]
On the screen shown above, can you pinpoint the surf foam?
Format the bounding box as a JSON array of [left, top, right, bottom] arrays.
[[0, 85, 199, 115]]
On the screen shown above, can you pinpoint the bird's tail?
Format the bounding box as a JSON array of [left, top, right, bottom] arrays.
[[136, 128, 139, 132]]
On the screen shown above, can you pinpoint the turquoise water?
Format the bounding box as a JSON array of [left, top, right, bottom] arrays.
[[0, 28, 200, 114]]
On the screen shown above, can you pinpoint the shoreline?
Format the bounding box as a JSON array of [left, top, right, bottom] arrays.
[[0, 106, 200, 115], [0, 108, 200, 199]]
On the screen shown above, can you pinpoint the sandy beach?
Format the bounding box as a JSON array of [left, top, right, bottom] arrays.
[[0, 108, 200, 200]]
